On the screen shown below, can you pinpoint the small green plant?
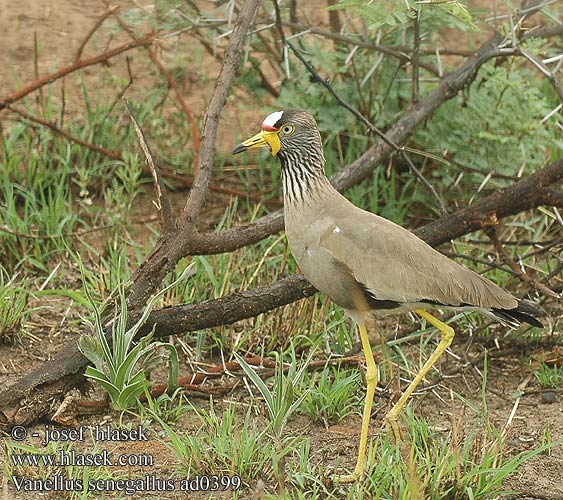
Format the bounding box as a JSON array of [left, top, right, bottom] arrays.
[[541, 419, 553, 457], [0, 269, 32, 343], [299, 365, 362, 427], [235, 345, 316, 491], [234, 346, 314, 441], [78, 264, 192, 411], [532, 361, 563, 389], [142, 387, 190, 424], [153, 402, 272, 485]]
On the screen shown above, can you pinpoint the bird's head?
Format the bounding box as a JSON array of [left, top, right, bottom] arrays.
[[232, 110, 321, 158]]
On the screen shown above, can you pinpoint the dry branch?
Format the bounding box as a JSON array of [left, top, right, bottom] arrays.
[[1, 5, 561, 429], [74, 5, 120, 62], [1, 159, 562, 428], [109, 8, 201, 173], [147, 354, 368, 399], [4, 104, 122, 160], [0, 32, 159, 110], [126, 0, 262, 308], [124, 100, 175, 233]]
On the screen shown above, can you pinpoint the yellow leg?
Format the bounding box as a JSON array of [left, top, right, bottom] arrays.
[[385, 310, 455, 440], [335, 323, 378, 483]]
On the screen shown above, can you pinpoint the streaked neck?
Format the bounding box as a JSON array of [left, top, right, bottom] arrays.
[[279, 148, 331, 205]]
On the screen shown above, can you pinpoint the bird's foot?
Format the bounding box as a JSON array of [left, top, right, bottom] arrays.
[[332, 470, 363, 484]]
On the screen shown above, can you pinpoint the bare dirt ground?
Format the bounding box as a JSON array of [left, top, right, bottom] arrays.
[[1, 1, 562, 499]]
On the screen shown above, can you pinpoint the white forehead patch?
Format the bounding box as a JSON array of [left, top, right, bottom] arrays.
[[262, 110, 284, 130]]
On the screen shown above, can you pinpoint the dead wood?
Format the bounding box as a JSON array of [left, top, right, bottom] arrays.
[[0, 32, 159, 111], [1, 159, 562, 428], [1, 5, 562, 429], [126, 0, 262, 308], [124, 100, 175, 234]]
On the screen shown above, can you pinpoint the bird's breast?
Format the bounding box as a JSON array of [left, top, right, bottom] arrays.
[[284, 210, 362, 311]]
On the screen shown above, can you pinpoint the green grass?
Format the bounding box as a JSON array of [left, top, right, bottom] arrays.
[[298, 365, 362, 427], [0, 268, 33, 342], [1, 1, 561, 498], [153, 402, 273, 489], [532, 361, 563, 389]]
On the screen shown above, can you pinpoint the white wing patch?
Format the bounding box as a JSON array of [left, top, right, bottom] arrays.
[[332, 226, 341, 234], [262, 111, 283, 129]]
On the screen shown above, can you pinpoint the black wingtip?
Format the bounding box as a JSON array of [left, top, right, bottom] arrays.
[[492, 300, 543, 328]]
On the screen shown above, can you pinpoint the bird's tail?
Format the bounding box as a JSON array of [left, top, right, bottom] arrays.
[[492, 299, 543, 328]]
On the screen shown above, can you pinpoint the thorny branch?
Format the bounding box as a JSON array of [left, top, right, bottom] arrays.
[[286, 40, 447, 215], [1, 1, 562, 427], [282, 21, 442, 75]]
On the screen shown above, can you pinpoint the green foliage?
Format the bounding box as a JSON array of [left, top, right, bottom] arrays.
[[153, 402, 272, 483], [0, 268, 32, 342], [357, 409, 557, 499], [298, 365, 362, 426], [0, 158, 79, 272], [416, 63, 562, 186], [78, 264, 191, 411], [235, 346, 314, 441], [532, 361, 563, 389], [103, 153, 143, 223], [142, 387, 191, 424], [328, 0, 473, 34]]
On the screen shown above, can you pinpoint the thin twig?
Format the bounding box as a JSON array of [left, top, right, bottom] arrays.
[[105, 55, 134, 117], [108, 8, 201, 174], [5, 102, 269, 204], [0, 223, 116, 240], [485, 216, 560, 298], [411, 6, 421, 104], [286, 40, 447, 214], [523, 23, 563, 40], [33, 32, 44, 116], [5, 104, 122, 159], [59, 77, 66, 129], [124, 99, 175, 234], [271, 0, 286, 50], [74, 5, 119, 62], [0, 32, 159, 110], [282, 21, 443, 75], [517, 48, 563, 103]]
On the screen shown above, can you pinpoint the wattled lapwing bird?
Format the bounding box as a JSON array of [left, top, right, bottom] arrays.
[[232, 109, 542, 481]]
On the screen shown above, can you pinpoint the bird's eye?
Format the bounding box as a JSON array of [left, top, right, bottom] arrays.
[[281, 124, 295, 135]]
